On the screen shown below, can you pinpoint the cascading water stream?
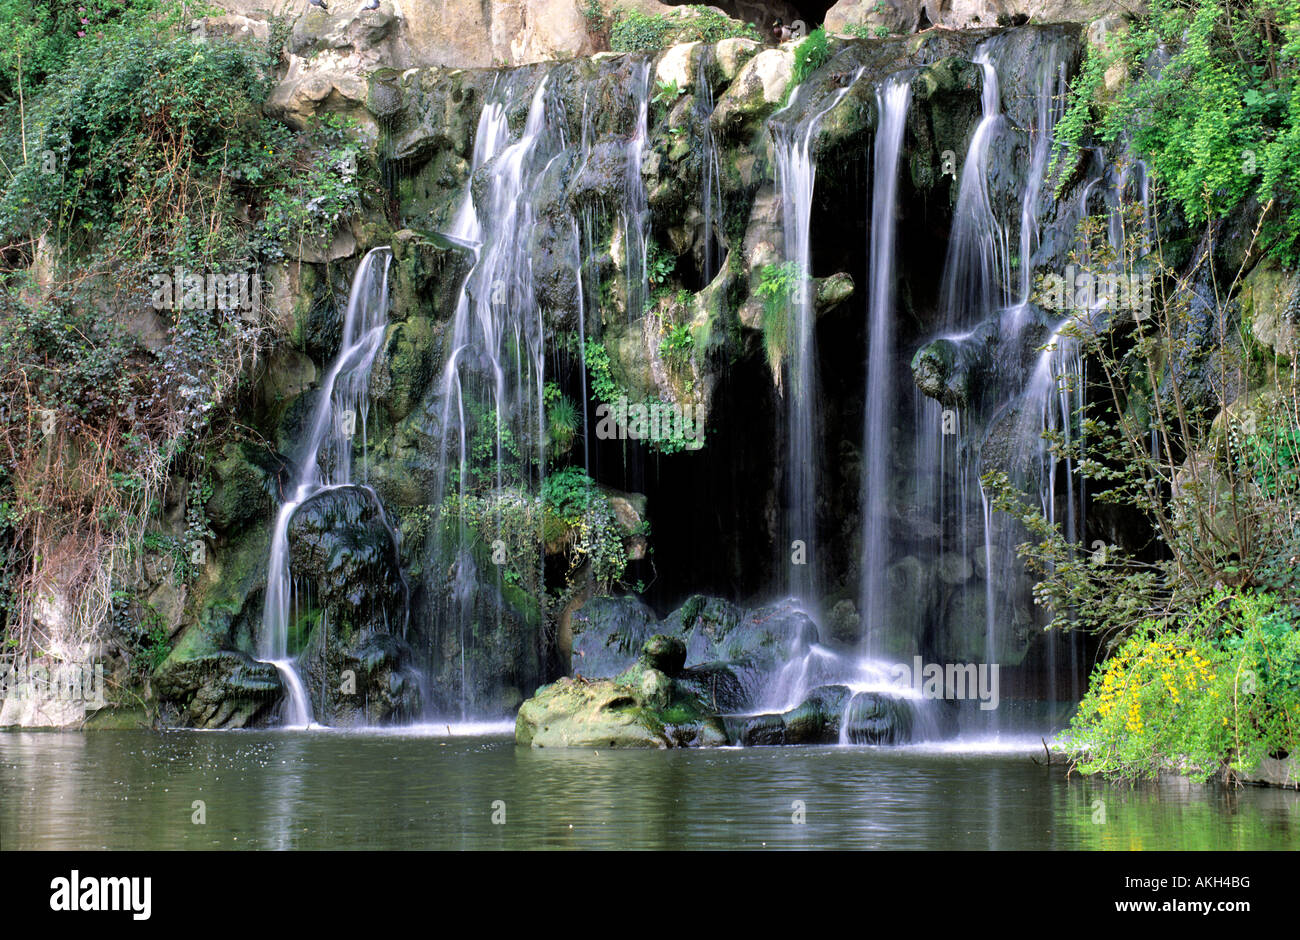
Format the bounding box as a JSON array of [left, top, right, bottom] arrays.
[[860, 74, 913, 656], [770, 71, 861, 603], [695, 47, 724, 287], [260, 246, 394, 727], [431, 78, 555, 717], [623, 62, 652, 321], [937, 44, 1011, 334], [984, 153, 1152, 707]]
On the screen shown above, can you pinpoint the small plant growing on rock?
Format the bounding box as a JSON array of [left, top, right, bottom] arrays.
[[755, 261, 807, 370], [790, 27, 830, 88]]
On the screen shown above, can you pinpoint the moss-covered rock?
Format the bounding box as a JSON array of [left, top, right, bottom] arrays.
[[1241, 257, 1299, 364], [517, 634, 728, 747], [206, 440, 275, 535], [640, 633, 686, 676], [912, 337, 964, 406], [371, 315, 437, 427]]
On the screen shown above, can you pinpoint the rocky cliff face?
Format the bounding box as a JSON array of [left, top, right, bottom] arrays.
[[132, 9, 1136, 732]]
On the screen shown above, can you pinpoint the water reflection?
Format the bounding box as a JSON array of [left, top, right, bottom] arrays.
[[1, 732, 1296, 850]]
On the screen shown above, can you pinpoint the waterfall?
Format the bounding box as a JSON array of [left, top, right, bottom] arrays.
[[860, 75, 913, 655], [260, 246, 394, 728], [695, 47, 723, 286], [430, 78, 555, 717], [623, 62, 652, 321], [988, 153, 1152, 707], [770, 72, 860, 602], [938, 44, 1010, 333]]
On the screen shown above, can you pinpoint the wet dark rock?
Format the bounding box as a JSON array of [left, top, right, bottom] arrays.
[[640, 634, 687, 677], [289, 486, 405, 617], [842, 690, 914, 744], [288, 485, 417, 722], [153, 651, 283, 729], [206, 441, 275, 535], [677, 662, 749, 713], [299, 632, 421, 726], [736, 684, 915, 745], [570, 595, 660, 678]]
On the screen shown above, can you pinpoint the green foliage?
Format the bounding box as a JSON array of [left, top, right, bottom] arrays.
[[584, 338, 622, 406], [249, 113, 364, 262], [1052, 0, 1300, 264], [444, 488, 544, 594], [608, 6, 758, 53], [580, 0, 609, 40], [985, 188, 1300, 781], [0, 0, 197, 102], [1066, 591, 1300, 782], [754, 261, 806, 370], [646, 238, 676, 289], [541, 467, 630, 588], [658, 323, 694, 364], [466, 405, 522, 486], [1237, 417, 1300, 499], [142, 621, 172, 671], [790, 28, 830, 88], [756, 260, 805, 298], [546, 395, 580, 455], [652, 78, 682, 106], [0, 16, 375, 655], [180, 478, 213, 582], [542, 466, 599, 520], [584, 338, 698, 454]]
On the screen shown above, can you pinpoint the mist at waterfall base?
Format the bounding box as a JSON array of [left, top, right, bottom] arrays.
[[254, 33, 1148, 742]]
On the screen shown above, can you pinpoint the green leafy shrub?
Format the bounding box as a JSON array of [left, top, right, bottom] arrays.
[[584, 338, 699, 454], [646, 238, 676, 289], [1066, 591, 1300, 782], [659, 323, 694, 364], [790, 27, 830, 88], [609, 6, 758, 53], [542, 467, 630, 587], [0, 0, 196, 102], [0, 16, 373, 652], [1052, 0, 1300, 264], [546, 395, 580, 455]]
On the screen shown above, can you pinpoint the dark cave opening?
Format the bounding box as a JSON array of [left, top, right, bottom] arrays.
[[579, 338, 781, 616], [666, 0, 841, 35]]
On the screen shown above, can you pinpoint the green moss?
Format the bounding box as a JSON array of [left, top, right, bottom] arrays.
[[160, 525, 270, 670], [790, 28, 830, 88], [83, 706, 152, 729], [609, 6, 758, 53]]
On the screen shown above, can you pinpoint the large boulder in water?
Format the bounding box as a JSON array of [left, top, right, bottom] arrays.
[[842, 690, 915, 744], [734, 684, 850, 745], [733, 684, 916, 745], [289, 485, 406, 619], [153, 651, 285, 730], [570, 595, 660, 678], [517, 636, 728, 748], [569, 594, 819, 713], [287, 485, 420, 724]]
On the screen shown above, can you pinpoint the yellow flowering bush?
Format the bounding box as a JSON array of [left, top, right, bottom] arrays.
[[1066, 591, 1300, 782]]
